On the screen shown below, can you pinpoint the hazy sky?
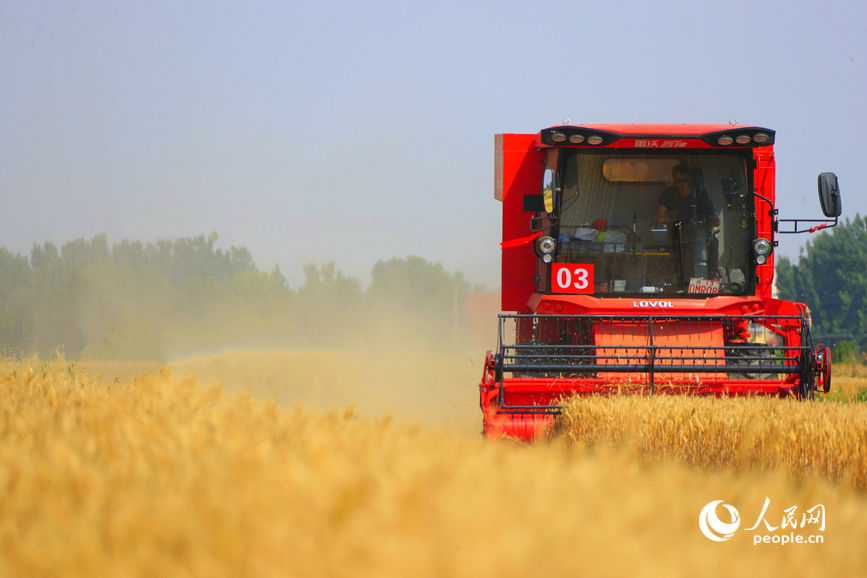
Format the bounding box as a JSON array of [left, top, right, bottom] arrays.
[[1, 1, 864, 288]]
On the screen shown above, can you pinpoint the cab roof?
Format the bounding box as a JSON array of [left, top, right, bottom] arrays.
[[549, 123, 751, 135], [539, 124, 775, 148]]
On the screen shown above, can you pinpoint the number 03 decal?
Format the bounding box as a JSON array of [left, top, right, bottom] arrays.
[[551, 264, 595, 294]]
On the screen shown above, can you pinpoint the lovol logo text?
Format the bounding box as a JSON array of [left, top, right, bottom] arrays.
[[632, 300, 674, 308]]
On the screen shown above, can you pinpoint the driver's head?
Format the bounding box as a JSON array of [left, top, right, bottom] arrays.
[[672, 163, 692, 196]]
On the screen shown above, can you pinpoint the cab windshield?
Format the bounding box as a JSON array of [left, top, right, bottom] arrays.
[[550, 151, 753, 296]]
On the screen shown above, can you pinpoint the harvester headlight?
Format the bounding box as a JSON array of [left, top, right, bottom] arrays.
[[539, 236, 557, 254], [753, 133, 770, 144], [569, 134, 585, 144], [717, 136, 734, 146], [542, 253, 553, 263], [753, 237, 771, 256], [587, 135, 604, 145], [756, 254, 767, 265], [735, 135, 752, 144], [550, 132, 567, 142]]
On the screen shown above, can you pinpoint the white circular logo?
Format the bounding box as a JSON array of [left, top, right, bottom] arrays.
[[699, 500, 741, 542]]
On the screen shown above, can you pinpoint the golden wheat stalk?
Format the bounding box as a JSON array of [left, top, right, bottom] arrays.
[[2, 358, 867, 576], [552, 394, 867, 489]]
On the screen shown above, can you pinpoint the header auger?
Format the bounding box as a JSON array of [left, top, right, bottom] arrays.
[[481, 124, 841, 439]]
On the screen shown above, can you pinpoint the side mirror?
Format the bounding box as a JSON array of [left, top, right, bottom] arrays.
[[818, 172, 842, 218], [541, 168, 558, 213]]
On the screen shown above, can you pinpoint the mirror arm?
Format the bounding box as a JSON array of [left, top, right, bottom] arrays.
[[753, 191, 778, 246], [754, 191, 774, 210], [530, 215, 558, 233], [776, 216, 838, 235]]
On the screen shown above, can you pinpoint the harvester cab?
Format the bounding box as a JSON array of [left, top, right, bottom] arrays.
[[481, 124, 842, 439]]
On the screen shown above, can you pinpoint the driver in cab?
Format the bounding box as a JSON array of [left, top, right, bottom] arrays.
[[652, 162, 721, 282], [653, 163, 721, 228]]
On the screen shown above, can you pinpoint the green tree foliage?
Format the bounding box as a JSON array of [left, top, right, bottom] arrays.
[[366, 256, 470, 345], [776, 215, 867, 350], [5, 234, 289, 359], [111, 233, 256, 290], [75, 257, 176, 356], [230, 267, 289, 313], [292, 263, 363, 346], [0, 235, 477, 359], [0, 248, 30, 352], [28, 236, 113, 355]]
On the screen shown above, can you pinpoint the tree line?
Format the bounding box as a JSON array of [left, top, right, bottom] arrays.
[[776, 214, 867, 362], [0, 234, 480, 360]]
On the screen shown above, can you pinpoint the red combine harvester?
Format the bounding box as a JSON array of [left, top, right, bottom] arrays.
[[480, 124, 843, 439]]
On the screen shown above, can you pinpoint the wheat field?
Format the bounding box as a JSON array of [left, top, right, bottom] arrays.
[[553, 394, 867, 489], [1, 352, 866, 576]]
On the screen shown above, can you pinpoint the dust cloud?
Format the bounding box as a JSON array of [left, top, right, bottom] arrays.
[[149, 258, 499, 437], [3, 235, 499, 435], [167, 339, 487, 437]]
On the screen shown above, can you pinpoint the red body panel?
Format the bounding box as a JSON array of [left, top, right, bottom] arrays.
[[595, 318, 724, 383], [754, 150, 776, 300], [498, 134, 544, 311]]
